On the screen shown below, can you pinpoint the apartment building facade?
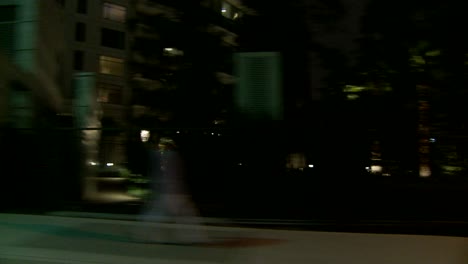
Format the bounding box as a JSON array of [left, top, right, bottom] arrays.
[[62, 0, 131, 164], [128, 0, 249, 127], [0, 0, 65, 128]]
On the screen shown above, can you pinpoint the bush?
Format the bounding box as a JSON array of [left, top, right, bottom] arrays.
[[126, 172, 150, 199]]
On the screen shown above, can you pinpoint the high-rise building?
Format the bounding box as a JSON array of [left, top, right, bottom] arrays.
[[0, 0, 78, 205], [62, 0, 130, 104], [62, 0, 131, 164], [128, 0, 250, 127], [0, 0, 65, 128]]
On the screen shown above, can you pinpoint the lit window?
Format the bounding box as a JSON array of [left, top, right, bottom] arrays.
[[99, 56, 124, 76], [419, 165, 431, 177], [97, 83, 122, 104], [371, 165, 382, 173], [103, 2, 126, 23]]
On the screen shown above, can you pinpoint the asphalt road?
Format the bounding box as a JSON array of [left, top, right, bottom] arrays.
[[1, 213, 468, 264]]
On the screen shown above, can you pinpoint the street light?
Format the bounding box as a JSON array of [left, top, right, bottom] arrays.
[[140, 130, 150, 142]]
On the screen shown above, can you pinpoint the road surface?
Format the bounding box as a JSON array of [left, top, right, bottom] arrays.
[[0, 213, 467, 263]]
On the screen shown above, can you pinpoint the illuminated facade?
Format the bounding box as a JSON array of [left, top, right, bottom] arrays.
[[0, 0, 65, 127], [62, 0, 131, 164], [0, 0, 78, 203]]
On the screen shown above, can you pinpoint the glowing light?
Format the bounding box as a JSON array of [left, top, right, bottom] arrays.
[[106, 163, 114, 167], [140, 130, 150, 142], [89, 162, 97, 166], [164, 48, 173, 51], [221, 8, 227, 13], [371, 165, 382, 173], [308, 164, 314, 168], [419, 165, 431, 177]]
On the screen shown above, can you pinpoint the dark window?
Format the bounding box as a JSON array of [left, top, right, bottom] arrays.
[[97, 83, 123, 104], [77, 0, 87, 14], [101, 28, 125, 49], [75, 22, 86, 42], [0, 5, 16, 22], [0, 6, 16, 56], [55, 54, 66, 92], [56, 0, 65, 8], [73, 50, 84, 70]]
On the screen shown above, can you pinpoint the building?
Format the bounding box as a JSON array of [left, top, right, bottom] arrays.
[[234, 52, 283, 121], [62, 0, 131, 165], [0, 0, 65, 128], [128, 0, 250, 128], [0, 0, 75, 206]]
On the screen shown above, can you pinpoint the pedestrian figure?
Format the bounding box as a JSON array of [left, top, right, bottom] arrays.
[[134, 137, 210, 244]]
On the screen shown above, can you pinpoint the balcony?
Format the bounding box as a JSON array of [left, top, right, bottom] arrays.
[[132, 23, 160, 40], [206, 24, 238, 47], [135, 0, 180, 21], [132, 74, 163, 91]]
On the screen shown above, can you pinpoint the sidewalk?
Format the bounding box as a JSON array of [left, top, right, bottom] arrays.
[[1, 214, 468, 264]]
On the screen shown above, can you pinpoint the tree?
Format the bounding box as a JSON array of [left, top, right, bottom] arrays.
[[353, 0, 468, 178]]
